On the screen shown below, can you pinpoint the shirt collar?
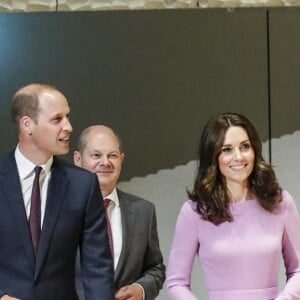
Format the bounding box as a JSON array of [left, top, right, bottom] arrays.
[[15, 145, 53, 179], [105, 188, 120, 207]]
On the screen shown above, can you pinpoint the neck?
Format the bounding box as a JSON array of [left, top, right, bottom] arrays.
[[227, 182, 252, 202], [101, 187, 114, 198], [18, 143, 51, 165]]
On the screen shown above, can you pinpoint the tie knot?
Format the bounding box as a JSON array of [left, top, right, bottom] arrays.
[[34, 166, 42, 177], [103, 198, 112, 210]]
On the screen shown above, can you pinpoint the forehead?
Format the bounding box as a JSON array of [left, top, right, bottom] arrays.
[[38, 90, 70, 114], [223, 126, 249, 144], [85, 131, 120, 152]]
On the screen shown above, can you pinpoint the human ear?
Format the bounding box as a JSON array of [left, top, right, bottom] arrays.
[[20, 116, 33, 136], [73, 151, 82, 166]]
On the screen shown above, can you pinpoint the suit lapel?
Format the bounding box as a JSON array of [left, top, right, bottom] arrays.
[[34, 158, 69, 279], [114, 190, 136, 281], [0, 153, 36, 270]]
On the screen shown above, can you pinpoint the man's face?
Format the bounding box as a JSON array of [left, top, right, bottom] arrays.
[[74, 128, 124, 197], [30, 90, 73, 160]]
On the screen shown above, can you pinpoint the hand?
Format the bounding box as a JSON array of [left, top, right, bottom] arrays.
[[1, 296, 20, 300], [115, 283, 143, 300]]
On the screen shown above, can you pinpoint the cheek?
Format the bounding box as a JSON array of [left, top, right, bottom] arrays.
[[90, 162, 100, 171], [34, 131, 51, 146], [218, 154, 231, 168], [247, 150, 255, 164], [218, 155, 229, 177], [81, 159, 98, 171], [113, 161, 122, 172], [248, 152, 255, 169]]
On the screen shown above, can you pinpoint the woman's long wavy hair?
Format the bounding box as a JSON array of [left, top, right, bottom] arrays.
[[188, 112, 282, 225]]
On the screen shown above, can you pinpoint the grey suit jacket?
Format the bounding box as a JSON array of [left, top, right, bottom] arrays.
[[114, 190, 165, 300], [76, 189, 165, 300]]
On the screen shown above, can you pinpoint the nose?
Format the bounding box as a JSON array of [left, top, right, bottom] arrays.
[[100, 155, 110, 165], [63, 117, 73, 133], [233, 148, 242, 160]]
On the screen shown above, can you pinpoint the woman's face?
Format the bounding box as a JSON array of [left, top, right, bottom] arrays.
[[218, 126, 255, 189]]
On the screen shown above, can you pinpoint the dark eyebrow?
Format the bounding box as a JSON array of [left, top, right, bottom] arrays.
[[222, 139, 250, 147], [240, 140, 250, 144], [50, 110, 70, 117], [50, 113, 63, 120], [90, 149, 101, 153], [109, 151, 119, 154]]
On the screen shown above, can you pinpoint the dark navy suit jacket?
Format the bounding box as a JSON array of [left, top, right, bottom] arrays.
[[0, 153, 114, 300]]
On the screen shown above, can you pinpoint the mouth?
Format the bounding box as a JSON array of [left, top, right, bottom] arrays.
[[230, 164, 248, 170], [58, 137, 69, 143], [97, 170, 113, 174]]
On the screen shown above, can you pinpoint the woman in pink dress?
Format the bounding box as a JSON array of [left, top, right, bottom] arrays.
[[166, 112, 300, 300]]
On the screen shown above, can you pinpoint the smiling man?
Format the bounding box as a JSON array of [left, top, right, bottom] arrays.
[[74, 125, 165, 300], [74, 126, 125, 198], [0, 84, 114, 300]]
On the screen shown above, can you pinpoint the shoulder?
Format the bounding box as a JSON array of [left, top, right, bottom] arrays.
[[117, 189, 155, 210], [280, 190, 295, 206], [0, 152, 15, 168], [51, 158, 101, 199], [52, 157, 97, 182], [174, 200, 202, 232], [181, 199, 198, 214], [276, 190, 298, 215], [0, 152, 18, 177], [53, 157, 90, 173], [176, 200, 199, 223]]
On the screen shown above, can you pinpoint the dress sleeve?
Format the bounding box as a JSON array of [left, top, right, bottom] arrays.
[[166, 201, 200, 300], [276, 191, 300, 300]]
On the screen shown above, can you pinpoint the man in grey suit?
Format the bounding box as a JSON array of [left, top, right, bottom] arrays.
[[74, 125, 165, 300]]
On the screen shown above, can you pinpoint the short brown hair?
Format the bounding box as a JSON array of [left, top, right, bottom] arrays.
[[11, 83, 58, 124]]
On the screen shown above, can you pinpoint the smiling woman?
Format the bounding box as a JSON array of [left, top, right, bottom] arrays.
[[187, 112, 282, 224], [218, 126, 255, 201], [166, 112, 300, 300]]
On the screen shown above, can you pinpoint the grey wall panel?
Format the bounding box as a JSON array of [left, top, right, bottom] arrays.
[[0, 9, 270, 299], [269, 8, 300, 138], [269, 8, 300, 206], [268, 10, 300, 298], [0, 9, 269, 181]]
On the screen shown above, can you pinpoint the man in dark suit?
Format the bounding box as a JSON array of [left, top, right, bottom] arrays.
[[74, 125, 165, 300], [0, 84, 114, 300]]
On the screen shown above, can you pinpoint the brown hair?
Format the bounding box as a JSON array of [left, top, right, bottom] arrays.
[[11, 83, 58, 125], [188, 112, 282, 225]]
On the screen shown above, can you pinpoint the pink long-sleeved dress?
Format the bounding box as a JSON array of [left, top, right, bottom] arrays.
[[166, 191, 300, 300]]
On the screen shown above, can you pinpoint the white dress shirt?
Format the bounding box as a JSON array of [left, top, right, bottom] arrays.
[[106, 188, 145, 299], [15, 145, 53, 227], [105, 188, 123, 270]]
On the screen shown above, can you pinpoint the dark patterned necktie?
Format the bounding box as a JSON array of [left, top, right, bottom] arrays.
[[29, 166, 42, 253], [103, 198, 114, 256]]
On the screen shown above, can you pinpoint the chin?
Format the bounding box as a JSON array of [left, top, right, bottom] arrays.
[[99, 177, 112, 186], [56, 149, 69, 155]]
